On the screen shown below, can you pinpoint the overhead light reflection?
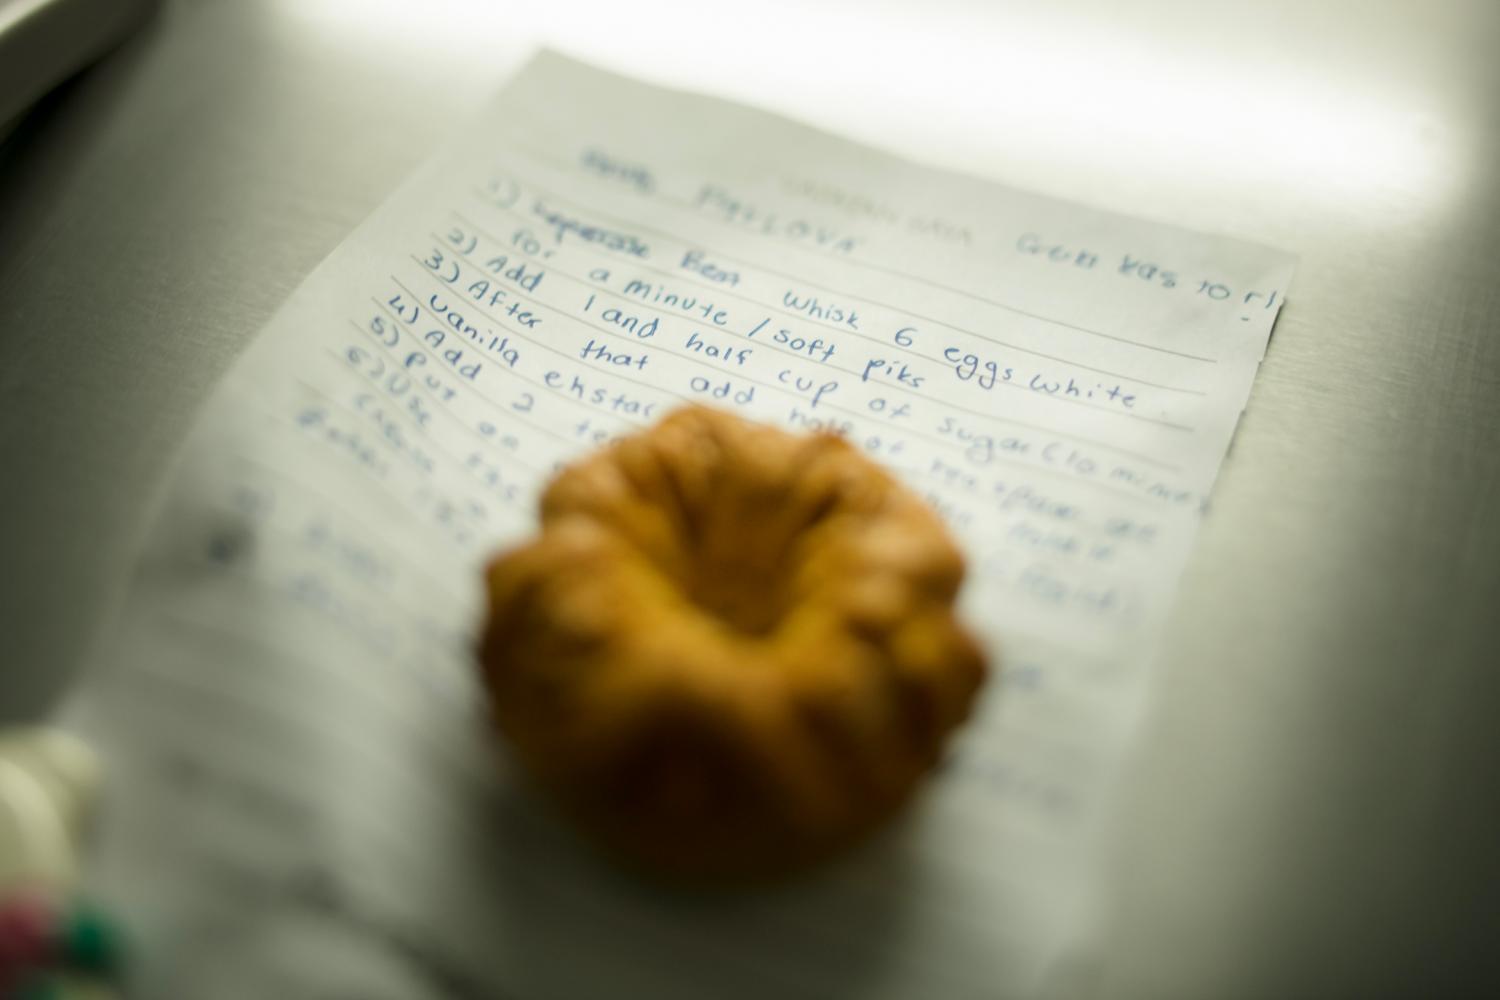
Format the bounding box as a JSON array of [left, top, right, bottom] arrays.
[[273, 0, 1461, 216]]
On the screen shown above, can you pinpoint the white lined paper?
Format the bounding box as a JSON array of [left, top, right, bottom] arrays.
[[67, 51, 1293, 999]]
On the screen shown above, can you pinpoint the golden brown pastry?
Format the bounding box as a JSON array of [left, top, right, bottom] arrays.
[[478, 405, 988, 879]]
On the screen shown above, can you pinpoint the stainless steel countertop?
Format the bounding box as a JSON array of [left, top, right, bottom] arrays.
[[2, 1, 1496, 996]]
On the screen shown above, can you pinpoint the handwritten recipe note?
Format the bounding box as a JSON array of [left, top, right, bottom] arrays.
[[68, 52, 1294, 999]]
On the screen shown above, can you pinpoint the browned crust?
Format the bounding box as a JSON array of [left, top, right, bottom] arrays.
[[478, 405, 989, 879]]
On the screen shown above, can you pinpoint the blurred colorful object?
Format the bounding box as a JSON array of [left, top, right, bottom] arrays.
[[0, 728, 122, 998]]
